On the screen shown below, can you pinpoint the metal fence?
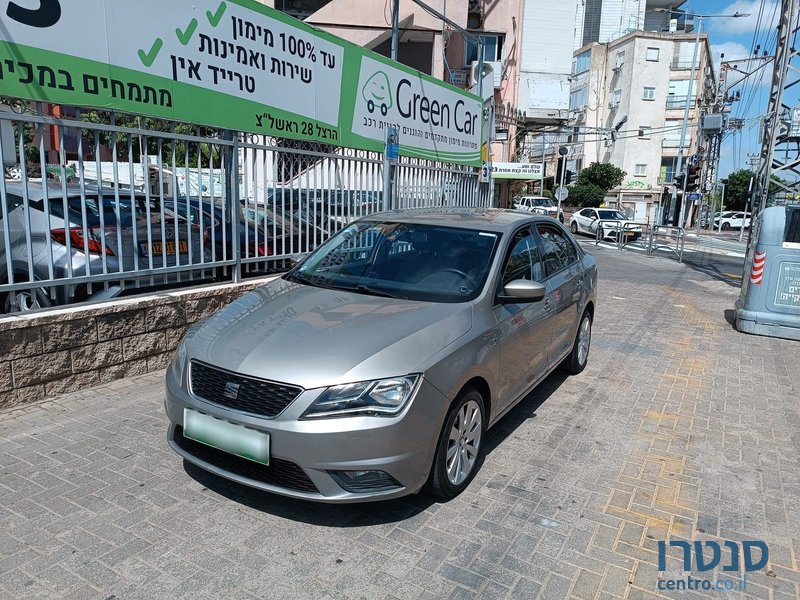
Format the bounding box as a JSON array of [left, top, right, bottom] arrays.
[[0, 108, 488, 313]]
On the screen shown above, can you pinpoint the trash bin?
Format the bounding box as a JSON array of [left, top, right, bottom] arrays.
[[735, 205, 800, 341]]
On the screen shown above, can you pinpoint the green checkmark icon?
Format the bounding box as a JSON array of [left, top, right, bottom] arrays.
[[176, 18, 198, 46], [138, 38, 163, 67], [206, 2, 227, 27]]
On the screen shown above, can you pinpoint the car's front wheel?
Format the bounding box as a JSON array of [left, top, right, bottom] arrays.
[[571, 221, 579, 234], [427, 388, 485, 499], [721, 222, 731, 231], [562, 310, 592, 375]]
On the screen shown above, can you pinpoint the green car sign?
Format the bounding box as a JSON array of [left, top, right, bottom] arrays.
[[362, 71, 392, 116]]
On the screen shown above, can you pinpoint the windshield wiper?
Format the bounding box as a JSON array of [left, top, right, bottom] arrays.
[[356, 284, 403, 299], [284, 272, 308, 285]]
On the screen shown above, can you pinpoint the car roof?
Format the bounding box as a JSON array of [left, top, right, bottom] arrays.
[[361, 207, 548, 232], [2, 180, 145, 200]]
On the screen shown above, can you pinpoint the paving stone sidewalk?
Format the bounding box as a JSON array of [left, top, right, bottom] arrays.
[[0, 247, 798, 600]]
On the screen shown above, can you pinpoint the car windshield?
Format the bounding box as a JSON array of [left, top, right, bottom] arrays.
[[531, 198, 554, 207], [287, 220, 501, 302], [597, 210, 628, 220]]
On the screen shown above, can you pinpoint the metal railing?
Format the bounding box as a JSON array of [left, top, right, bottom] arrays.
[[0, 110, 487, 313], [647, 225, 685, 262], [593, 220, 648, 250], [666, 95, 695, 109]]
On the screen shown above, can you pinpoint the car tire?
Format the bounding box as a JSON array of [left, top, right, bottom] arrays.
[[571, 222, 578, 234], [2, 286, 52, 314], [721, 222, 730, 231], [427, 388, 486, 500], [561, 310, 592, 375]]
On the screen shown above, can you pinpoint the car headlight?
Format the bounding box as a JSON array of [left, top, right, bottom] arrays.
[[302, 375, 420, 419]]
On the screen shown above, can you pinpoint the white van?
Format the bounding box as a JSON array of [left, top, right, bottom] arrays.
[[512, 196, 564, 222]]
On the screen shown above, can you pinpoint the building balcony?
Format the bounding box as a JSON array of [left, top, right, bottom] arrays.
[[665, 95, 695, 110], [670, 59, 698, 70]]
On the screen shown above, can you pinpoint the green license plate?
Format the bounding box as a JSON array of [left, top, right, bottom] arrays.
[[183, 408, 270, 465]]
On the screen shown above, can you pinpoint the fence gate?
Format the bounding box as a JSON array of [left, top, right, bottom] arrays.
[[0, 107, 488, 313]]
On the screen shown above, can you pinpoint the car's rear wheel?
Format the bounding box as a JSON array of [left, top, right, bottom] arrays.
[[427, 388, 485, 499], [562, 310, 592, 375], [2, 286, 52, 314]]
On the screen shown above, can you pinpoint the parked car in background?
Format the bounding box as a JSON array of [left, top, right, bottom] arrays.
[[165, 208, 597, 503], [173, 197, 273, 261], [513, 195, 565, 222], [714, 211, 751, 231], [244, 205, 329, 255], [701, 211, 734, 229], [569, 207, 643, 241], [0, 181, 206, 313]]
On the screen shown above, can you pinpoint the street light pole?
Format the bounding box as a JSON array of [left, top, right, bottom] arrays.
[[382, 0, 400, 211]]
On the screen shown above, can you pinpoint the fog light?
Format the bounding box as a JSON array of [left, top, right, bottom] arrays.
[[330, 470, 402, 493]]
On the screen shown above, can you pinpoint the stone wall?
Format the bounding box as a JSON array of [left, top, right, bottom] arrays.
[[0, 276, 277, 410]]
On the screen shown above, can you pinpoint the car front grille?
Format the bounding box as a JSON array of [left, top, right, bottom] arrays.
[[173, 425, 319, 494], [189, 361, 302, 418]]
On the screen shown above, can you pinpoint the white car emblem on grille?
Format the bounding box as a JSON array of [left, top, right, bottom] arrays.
[[223, 382, 240, 400]]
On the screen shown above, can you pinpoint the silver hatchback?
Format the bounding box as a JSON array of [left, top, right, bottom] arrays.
[[165, 208, 597, 502]]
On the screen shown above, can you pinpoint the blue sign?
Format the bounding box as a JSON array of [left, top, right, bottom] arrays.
[[688, 193, 701, 201]]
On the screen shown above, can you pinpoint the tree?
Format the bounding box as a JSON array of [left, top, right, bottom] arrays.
[[720, 169, 753, 211], [721, 168, 787, 211], [568, 183, 605, 208], [80, 110, 223, 168], [576, 162, 626, 191]]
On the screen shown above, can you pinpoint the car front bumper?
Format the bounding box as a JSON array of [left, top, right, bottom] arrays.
[[164, 364, 448, 503]]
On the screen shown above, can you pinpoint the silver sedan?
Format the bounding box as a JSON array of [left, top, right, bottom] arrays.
[[165, 208, 597, 503]]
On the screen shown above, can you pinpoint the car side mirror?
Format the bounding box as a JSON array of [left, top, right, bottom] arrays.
[[498, 279, 546, 303], [590, 215, 597, 220]]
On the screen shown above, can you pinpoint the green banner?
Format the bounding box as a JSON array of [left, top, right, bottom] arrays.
[[0, 0, 482, 166]]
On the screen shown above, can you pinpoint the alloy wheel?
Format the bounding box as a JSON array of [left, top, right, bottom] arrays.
[[445, 399, 482, 485], [577, 315, 591, 366]]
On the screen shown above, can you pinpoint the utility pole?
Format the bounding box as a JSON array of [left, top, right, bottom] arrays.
[[673, 17, 702, 228], [750, 0, 800, 218], [381, 0, 400, 212]]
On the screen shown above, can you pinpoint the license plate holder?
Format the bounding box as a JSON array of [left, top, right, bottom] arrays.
[[183, 408, 270, 465], [141, 240, 189, 256]]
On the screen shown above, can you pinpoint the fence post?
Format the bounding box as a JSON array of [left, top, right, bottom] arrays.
[[223, 130, 242, 284]]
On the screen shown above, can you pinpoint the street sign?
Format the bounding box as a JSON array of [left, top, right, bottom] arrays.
[[555, 186, 569, 202], [479, 161, 492, 183], [490, 162, 543, 180]]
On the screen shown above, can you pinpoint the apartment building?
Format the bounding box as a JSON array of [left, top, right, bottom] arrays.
[[574, 0, 686, 49], [568, 29, 714, 222]]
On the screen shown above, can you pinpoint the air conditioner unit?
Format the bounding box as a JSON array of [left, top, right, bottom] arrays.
[[612, 63, 623, 72], [608, 100, 620, 109], [470, 61, 503, 88]]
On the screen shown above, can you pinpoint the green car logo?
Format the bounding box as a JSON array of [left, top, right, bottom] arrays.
[[362, 71, 392, 117]]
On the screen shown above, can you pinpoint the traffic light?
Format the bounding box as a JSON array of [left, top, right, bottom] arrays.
[[687, 164, 701, 191], [556, 158, 574, 185], [674, 172, 687, 189]]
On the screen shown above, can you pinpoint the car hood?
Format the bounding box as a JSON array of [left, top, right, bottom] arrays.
[[187, 278, 473, 389]]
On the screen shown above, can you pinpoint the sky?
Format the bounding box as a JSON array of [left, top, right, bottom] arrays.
[[686, 0, 795, 179]]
